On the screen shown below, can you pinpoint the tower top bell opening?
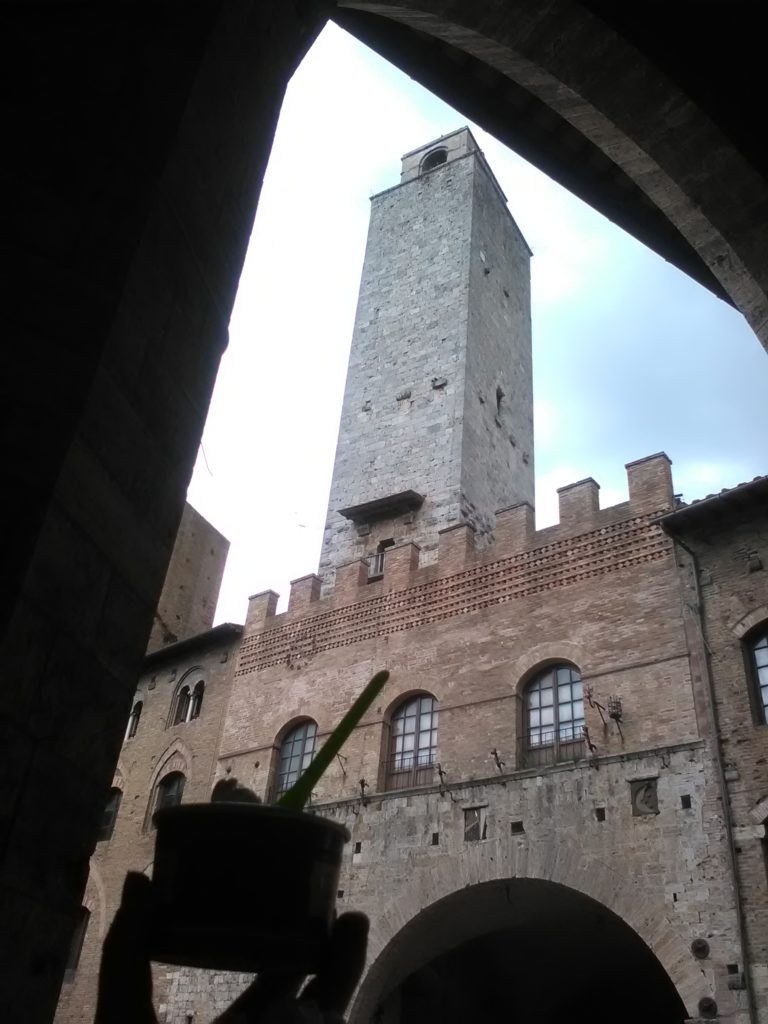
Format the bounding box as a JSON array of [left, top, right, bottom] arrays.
[[400, 126, 480, 183]]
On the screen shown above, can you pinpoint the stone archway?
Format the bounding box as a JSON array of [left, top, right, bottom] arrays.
[[351, 878, 691, 1023], [351, 839, 710, 1022]]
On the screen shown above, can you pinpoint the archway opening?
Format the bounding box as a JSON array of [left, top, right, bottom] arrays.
[[354, 879, 687, 1024]]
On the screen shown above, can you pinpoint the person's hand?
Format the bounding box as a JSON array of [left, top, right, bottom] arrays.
[[95, 872, 368, 1024]]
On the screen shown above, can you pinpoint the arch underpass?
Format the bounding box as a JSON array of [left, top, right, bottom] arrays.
[[351, 879, 689, 1024]]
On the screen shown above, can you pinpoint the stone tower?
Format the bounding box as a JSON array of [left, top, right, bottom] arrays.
[[319, 127, 534, 580]]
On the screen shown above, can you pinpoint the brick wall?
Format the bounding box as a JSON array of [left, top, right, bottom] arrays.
[[666, 485, 768, 1021]]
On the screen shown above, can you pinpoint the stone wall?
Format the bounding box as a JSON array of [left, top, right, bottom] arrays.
[[325, 744, 741, 1022], [54, 625, 242, 1024], [664, 483, 768, 1021], [461, 142, 534, 538]]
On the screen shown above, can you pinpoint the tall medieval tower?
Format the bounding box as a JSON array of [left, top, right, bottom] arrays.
[[319, 128, 534, 579]]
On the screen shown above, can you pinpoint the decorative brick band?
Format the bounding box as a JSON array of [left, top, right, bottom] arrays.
[[236, 513, 671, 675]]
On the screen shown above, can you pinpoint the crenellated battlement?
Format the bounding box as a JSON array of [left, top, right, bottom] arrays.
[[237, 454, 675, 672]]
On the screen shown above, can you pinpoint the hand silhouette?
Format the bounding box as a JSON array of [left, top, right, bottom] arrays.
[[95, 872, 368, 1024]]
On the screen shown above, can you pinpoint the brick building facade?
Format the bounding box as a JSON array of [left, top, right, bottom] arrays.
[[55, 133, 767, 1024]]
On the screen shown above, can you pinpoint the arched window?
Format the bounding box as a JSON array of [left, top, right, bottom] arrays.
[[125, 699, 142, 740], [189, 680, 204, 720], [749, 629, 768, 722], [173, 686, 190, 725], [386, 694, 437, 791], [523, 664, 584, 767], [172, 679, 204, 725], [275, 720, 317, 798], [154, 771, 185, 817], [421, 147, 447, 173], [97, 787, 122, 842]]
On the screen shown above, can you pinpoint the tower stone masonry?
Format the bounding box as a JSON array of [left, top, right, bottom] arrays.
[[319, 128, 534, 580]]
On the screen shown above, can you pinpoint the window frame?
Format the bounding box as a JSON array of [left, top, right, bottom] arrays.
[[171, 677, 205, 726], [746, 627, 768, 725], [273, 720, 318, 799], [125, 699, 142, 740], [189, 680, 204, 721], [97, 786, 122, 842], [463, 806, 488, 842], [522, 664, 585, 767], [385, 693, 438, 791]]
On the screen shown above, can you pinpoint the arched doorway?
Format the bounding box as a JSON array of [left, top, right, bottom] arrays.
[[352, 879, 688, 1024]]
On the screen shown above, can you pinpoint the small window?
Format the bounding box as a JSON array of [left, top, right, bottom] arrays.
[[97, 787, 122, 842], [275, 721, 317, 798], [464, 807, 487, 842], [749, 630, 768, 722], [154, 771, 185, 817], [368, 539, 394, 581], [421, 148, 447, 173], [125, 700, 142, 740], [63, 907, 90, 982]]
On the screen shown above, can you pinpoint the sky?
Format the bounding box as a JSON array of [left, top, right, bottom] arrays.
[[187, 24, 768, 627]]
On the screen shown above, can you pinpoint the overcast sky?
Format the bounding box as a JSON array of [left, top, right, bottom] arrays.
[[187, 24, 768, 627]]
